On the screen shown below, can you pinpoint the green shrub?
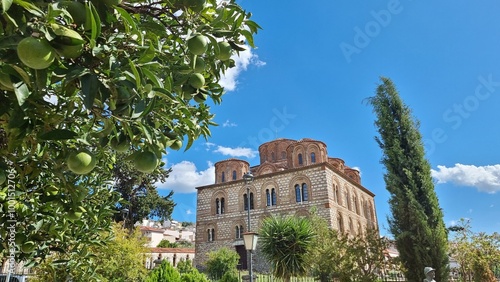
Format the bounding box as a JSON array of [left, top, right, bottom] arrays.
[[180, 270, 209, 282], [145, 260, 181, 282], [205, 247, 239, 279], [219, 270, 239, 282]]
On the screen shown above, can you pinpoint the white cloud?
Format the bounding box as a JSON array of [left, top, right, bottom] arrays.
[[213, 145, 257, 158], [431, 163, 500, 194], [219, 46, 266, 91], [222, 120, 237, 127], [351, 166, 362, 176], [156, 161, 215, 193], [186, 209, 193, 215], [204, 142, 216, 151]]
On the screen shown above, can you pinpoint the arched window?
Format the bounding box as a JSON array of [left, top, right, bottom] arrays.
[[363, 200, 368, 218], [235, 225, 243, 239], [302, 183, 309, 201], [335, 186, 341, 205], [266, 189, 271, 206], [173, 254, 177, 266], [221, 172, 225, 183], [295, 183, 309, 203], [221, 198, 225, 214], [250, 192, 254, 210], [271, 152, 275, 161], [295, 184, 301, 203], [349, 218, 354, 234], [232, 170, 237, 180], [337, 214, 344, 233], [215, 198, 220, 214], [311, 152, 316, 163], [357, 222, 362, 236], [344, 191, 349, 209], [298, 153, 303, 165], [354, 195, 359, 215], [207, 228, 215, 241], [271, 188, 277, 206], [281, 151, 286, 159]]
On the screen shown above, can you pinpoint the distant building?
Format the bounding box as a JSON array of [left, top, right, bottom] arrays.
[[139, 220, 196, 268], [194, 138, 378, 270], [146, 248, 195, 270]]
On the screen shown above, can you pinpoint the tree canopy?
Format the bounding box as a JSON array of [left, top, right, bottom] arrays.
[[369, 77, 449, 282], [0, 0, 259, 270]]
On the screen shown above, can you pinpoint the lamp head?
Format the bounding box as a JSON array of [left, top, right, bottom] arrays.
[[243, 172, 254, 184]]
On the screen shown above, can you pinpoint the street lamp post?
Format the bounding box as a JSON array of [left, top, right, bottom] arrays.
[[243, 172, 255, 281]]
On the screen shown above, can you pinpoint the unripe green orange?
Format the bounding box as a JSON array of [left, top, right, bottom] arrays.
[[193, 57, 205, 73], [67, 150, 96, 174], [133, 151, 158, 173], [187, 35, 208, 55], [193, 93, 207, 103], [17, 37, 56, 70], [170, 140, 183, 151], [188, 73, 205, 89], [21, 241, 36, 253], [62, 1, 87, 26], [217, 41, 232, 61]]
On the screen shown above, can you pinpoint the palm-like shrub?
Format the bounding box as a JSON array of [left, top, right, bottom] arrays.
[[259, 215, 316, 282]]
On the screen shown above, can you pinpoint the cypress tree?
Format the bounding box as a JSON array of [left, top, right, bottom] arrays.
[[369, 77, 449, 282]]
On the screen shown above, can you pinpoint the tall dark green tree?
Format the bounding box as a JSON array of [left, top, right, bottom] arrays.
[[113, 155, 175, 230], [369, 77, 449, 282]]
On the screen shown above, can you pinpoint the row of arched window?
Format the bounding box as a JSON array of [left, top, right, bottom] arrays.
[[333, 184, 376, 222], [337, 212, 365, 236], [206, 225, 246, 242], [221, 170, 238, 183], [297, 152, 316, 166], [214, 183, 309, 215]]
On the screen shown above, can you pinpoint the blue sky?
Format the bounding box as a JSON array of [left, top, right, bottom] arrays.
[[157, 0, 500, 236]]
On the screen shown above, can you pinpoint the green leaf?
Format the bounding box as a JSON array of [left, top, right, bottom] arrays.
[[13, 82, 29, 106], [131, 99, 146, 119], [240, 29, 255, 48], [128, 59, 141, 88], [12, 0, 43, 16], [137, 44, 156, 64], [40, 129, 78, 140], [115, 6, 137, 33], [1, 0, 13, 13], [81, 74, 98, 110], [142, 68, 163, 88]]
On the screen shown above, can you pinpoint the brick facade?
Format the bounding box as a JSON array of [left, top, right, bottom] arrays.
[[194, 138, 378, 271]]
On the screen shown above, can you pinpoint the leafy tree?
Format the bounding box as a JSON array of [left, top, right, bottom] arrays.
[[368, 77, 449, 282], [177, 258, 209, 282], [449, 218, 500, 282], [157, 239, 194, 248], [112, 154, 175, 230], [181, 221, 195, 227], [310, 215, 352, 282], [146, 260, 181, 282], [177, 258, 195, 274], [259, 215, 316, 282], [32, 223, 148, 281], [0, 0, 259, 272], [204, 247, 239, 280], [348, 228, 388, 282], [157, 239, 174, 248]]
